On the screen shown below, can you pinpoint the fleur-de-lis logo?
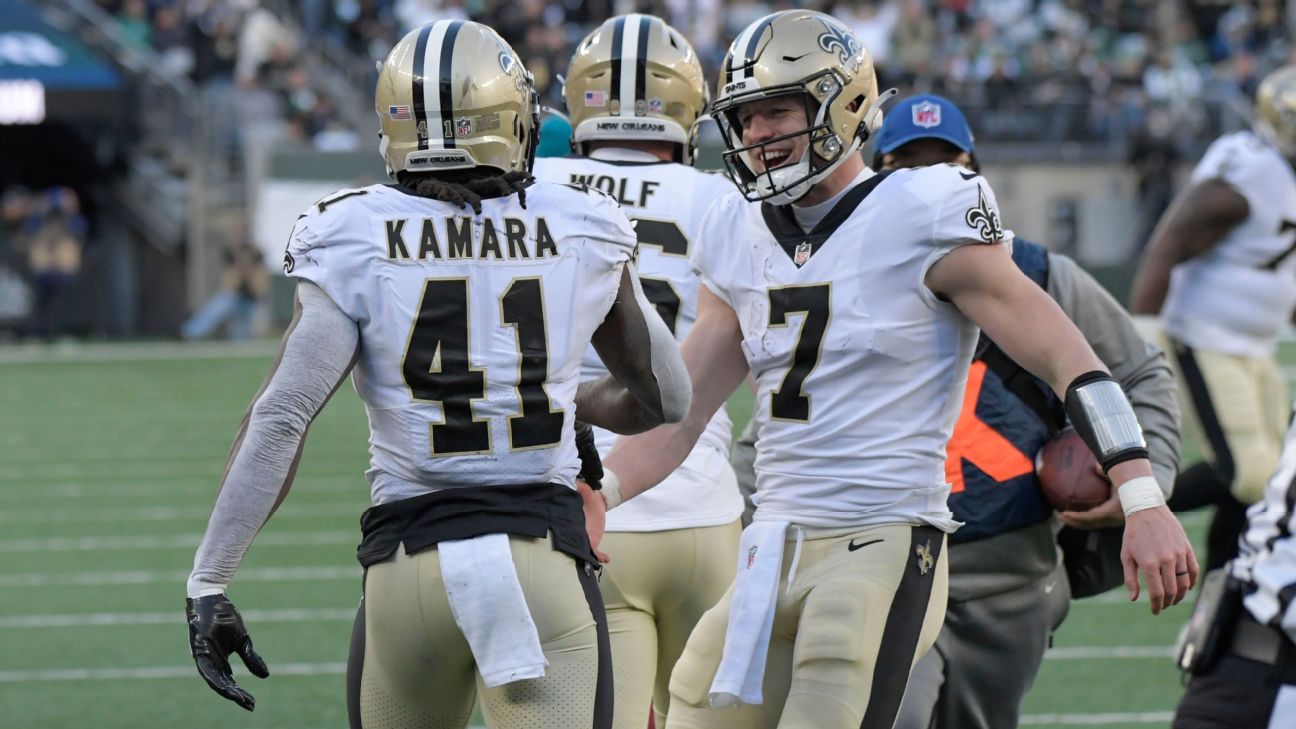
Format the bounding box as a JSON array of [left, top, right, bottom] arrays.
[[964, 186, 1004, 243], [915, 540, 935, 576], [817, 22, 861, 73]]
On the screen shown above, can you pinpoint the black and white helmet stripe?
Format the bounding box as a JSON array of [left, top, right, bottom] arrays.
[[608, 14, 653, 117], [725, 13, 776, 85], [411, 19, 465, 151]]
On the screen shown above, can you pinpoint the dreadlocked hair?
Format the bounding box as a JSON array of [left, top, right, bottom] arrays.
[[396, 168, 534, 214]]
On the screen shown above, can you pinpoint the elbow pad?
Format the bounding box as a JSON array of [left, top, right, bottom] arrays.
[[628, 272, 692, 422], [1064, 371, 1149, 471]]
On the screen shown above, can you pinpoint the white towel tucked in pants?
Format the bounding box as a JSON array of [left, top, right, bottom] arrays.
[[709, 520, 790, 708], [439, 533, 548, 687]]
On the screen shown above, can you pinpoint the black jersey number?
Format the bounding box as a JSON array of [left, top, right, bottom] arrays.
[[1262, 219, 1296, 270], [403, 278, 562, 456], [631, 218, 689, 257], [630, 218, 688, 333], [639, 277, 681, 334], [768, 284, 831, 422]]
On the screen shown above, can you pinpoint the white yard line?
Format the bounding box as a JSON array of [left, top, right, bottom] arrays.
[[0, 503, 360, 524], [1045, 646, 1175, 659], [0, 607, 356, 629], [0, 662, 347, 682], [0, 565, 359, 588], [0, 530, 355, 553], [1019, 712, 1175, 725], [0, 340, 280, 364], [0, 478, 361, 499]]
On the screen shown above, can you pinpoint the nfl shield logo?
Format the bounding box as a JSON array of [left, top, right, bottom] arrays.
[[793, 241, 812, 266], [455, 118, 473, 138], [746, 546, 759, 570], [648, 98, 664, 113], [912, 101, 941, 128]]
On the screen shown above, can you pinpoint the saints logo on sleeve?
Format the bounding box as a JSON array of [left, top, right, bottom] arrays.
[[964, 186, 1004, 244]]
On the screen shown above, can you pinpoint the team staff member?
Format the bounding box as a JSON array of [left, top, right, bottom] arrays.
[[1174, 399, 1296, 728], [183, 20, 692, 729], [533, 15, 743, 729], [1130, 66, 1296, 571], [581, 10, 1197, 729]]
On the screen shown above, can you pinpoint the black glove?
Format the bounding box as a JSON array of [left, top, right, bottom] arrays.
[[574, 420, 604, 490], [186, 594, 270, 711]]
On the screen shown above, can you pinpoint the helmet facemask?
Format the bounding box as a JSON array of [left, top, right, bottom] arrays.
[[713, 70, 888, 204]]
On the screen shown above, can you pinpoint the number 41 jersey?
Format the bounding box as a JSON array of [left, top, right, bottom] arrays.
[[534, 151, 745, 531], [284, 182, 637, 505], [693, 164, 1010, 530]]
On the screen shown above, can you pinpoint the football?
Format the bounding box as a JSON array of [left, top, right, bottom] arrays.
[[1035, 428, 1111, 512]]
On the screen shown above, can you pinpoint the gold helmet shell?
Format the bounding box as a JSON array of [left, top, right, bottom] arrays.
[[375, 20, 539, 176], [1256, 65, 1296, 158], [563, 14, 708, 164], [711, 10, 888, 204]]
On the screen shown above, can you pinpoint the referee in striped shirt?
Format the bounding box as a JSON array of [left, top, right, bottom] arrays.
[[1174, 401, 1296, 728]]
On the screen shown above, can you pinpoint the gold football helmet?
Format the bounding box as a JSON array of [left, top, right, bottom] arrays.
[[711, 10, 891, 204], [563, 14, 708, 164], [1256, 65, 1296, 158], [375, 20, 538, 176]]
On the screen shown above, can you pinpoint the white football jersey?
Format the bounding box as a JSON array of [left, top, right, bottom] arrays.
[[534, 149, 744, 531], [1162, 131, 1296, 357], [284, 181, 637, 505], [693, 164, 1010, 530]]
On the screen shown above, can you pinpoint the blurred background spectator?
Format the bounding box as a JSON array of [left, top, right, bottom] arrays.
[[12, 188, 86, 341], [180, 221, 267, 341]]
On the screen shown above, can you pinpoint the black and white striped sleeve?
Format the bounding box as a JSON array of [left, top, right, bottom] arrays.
[[1235, 410, 1296, 642]]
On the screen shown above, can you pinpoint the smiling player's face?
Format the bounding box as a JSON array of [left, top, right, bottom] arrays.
[[736, 96, 811, 174]]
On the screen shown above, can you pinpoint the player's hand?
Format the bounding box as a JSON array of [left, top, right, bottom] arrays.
[[1058, 464, 1123, 529], [1120, 505, 1199, 615], [576, 479, 611, 564], [186, 594, 269, 711]]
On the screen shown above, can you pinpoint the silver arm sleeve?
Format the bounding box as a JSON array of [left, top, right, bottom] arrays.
[[187, 281, 360, 597], [627, 264, 692, 423], [1047, 253, 1180, 494]]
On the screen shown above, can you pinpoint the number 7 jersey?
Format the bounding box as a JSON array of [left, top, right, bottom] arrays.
[[693, 164, 1009, 529], [284, 182, 637, 505]]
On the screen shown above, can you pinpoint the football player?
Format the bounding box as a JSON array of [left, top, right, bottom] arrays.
[[183, 20, 692, 729], [1130, 66, 1296, 571], [532, 15, 743, 729], [580, 10, 1198, 729], [854, 94, 1181, 729]]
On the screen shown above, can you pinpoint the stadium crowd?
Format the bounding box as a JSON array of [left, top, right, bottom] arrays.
[[83, 1, 1295, 147]]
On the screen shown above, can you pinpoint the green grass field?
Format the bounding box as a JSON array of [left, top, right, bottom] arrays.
[[0, 339, 1273, 728]]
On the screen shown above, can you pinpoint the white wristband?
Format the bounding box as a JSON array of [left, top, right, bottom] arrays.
[[1116, 476, 1165, 517], [600, 468, 624, 510]]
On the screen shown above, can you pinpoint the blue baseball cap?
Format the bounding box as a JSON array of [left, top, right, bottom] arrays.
[[875, 94, 975, 155]]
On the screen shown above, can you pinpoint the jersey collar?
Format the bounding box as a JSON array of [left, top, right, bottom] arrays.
[[760, 170, 894, 267]]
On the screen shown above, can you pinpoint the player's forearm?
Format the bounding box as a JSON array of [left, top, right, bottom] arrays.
[[1049, 255, 1181, 491], [187, 283, 359, 597], [1127, 249, 1176, 315], [575, 376, 669, 434], [602, 412, 710, 502]]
